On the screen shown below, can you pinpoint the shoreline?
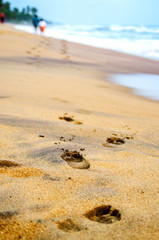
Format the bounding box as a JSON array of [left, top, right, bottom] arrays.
[[8, 23, 159, 101], [4, 24, 159, 72], [0, 24, 159, 240], [109, 73, 159, 102], [14, 23, 159, 62]]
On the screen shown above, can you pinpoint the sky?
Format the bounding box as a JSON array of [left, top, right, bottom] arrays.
[[9, 0, 159, 25]]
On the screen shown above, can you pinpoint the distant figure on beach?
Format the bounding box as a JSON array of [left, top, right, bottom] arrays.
[[0, 12, 5, 24], [32, 15, 39, 33], [39, 19, 46, 34]]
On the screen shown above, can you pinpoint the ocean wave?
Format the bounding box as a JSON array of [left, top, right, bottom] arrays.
[[110, 25, 159, 34], [55, 24, 159, 35], [52, 24, 159, 41]]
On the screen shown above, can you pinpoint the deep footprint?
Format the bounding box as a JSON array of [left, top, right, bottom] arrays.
[[61, 150, 90, 169], [57, 219, 85, 232], [106, 137, 125, 145], [0, 160, 21, 168], [59, 115, 82, 125], [59, 116, 74, 122], [85, 205, 121, 224], [0, 161, 44, 178], [0, 211, 18, 220]]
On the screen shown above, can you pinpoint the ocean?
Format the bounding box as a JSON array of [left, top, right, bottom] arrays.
[[15, 23, 159, 101]]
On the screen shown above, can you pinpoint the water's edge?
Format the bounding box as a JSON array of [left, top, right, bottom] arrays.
[[110, 74, 159, 101], [14, 25, 159, 101]]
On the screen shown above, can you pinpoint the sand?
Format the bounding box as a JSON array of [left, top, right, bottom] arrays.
[[0, 24, 159, 240]]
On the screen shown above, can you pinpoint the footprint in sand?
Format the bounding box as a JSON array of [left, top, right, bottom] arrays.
[[103, 134, 134, 147], [64, 55, 70, 60], [61, 150, 90, 169], [57, 219, 87, 233], [0, 211, 18, 220], [59, 115, 73, 122], [106, 137, 125, 145], [85, 205, 121, 224], [43, 174, 61, 182], [26, 46, 42, 65], [60, 48, 67, 54], [53, 97, 68, 103], [34, 54, 40, 58], [59, 114, 82, 125], [102, 137, 125, 147], [26, 51, 31, 54], [60, 40, 71, 60], [0, 160, 21, 168], [0, 160, 44, 178], [0, 96, 10, 99]]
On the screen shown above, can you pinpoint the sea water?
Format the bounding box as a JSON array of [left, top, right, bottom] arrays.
[[15, 24, 159, 100], [111, 74, 159, 101]]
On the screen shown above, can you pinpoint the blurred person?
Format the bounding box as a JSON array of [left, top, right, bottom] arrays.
[[39, 19, 46, 34], [0, 12, 5, 24], [32, 15, 39, 33]]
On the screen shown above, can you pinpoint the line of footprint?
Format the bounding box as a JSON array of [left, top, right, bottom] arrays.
[[26, 46, 41, 65], [0, 159, 121, 229], [60, 40, 71, 60], [0, 112, 135, 236]]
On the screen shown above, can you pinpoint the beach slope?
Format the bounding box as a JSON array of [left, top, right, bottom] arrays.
[[0, 25, 159, 240]]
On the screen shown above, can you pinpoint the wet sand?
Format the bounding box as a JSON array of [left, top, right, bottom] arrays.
[[0, 24, 159, 240]]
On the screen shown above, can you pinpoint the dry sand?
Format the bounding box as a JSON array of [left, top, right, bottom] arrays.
[[0, 24, 159, 240]]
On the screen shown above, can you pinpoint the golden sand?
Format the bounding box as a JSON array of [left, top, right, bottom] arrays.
[[0, 24, 159, 240]]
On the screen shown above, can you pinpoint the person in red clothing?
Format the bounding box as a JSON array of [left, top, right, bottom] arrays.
[[39, 19, 46, 34], [0, 12, 5, 23]]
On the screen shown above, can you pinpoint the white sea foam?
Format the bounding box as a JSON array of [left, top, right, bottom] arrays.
[[110, 25, 159, 33]]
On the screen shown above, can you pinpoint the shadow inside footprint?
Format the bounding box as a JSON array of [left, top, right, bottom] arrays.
[[59, 115, 82, 125], [0, 160, 21, 168], [0, 96, 10, 99], [61, 150, 90, 169], [0, 211, 18, 219], [106, 137, 125, 145], [0, 160, 44, 178], [59, 116, 74, 122], [57, 219, 85, 233], [85, 205, 121, 224]]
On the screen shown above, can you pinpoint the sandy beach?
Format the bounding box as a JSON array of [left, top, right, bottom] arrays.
[[0, 24, 159, 240]]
